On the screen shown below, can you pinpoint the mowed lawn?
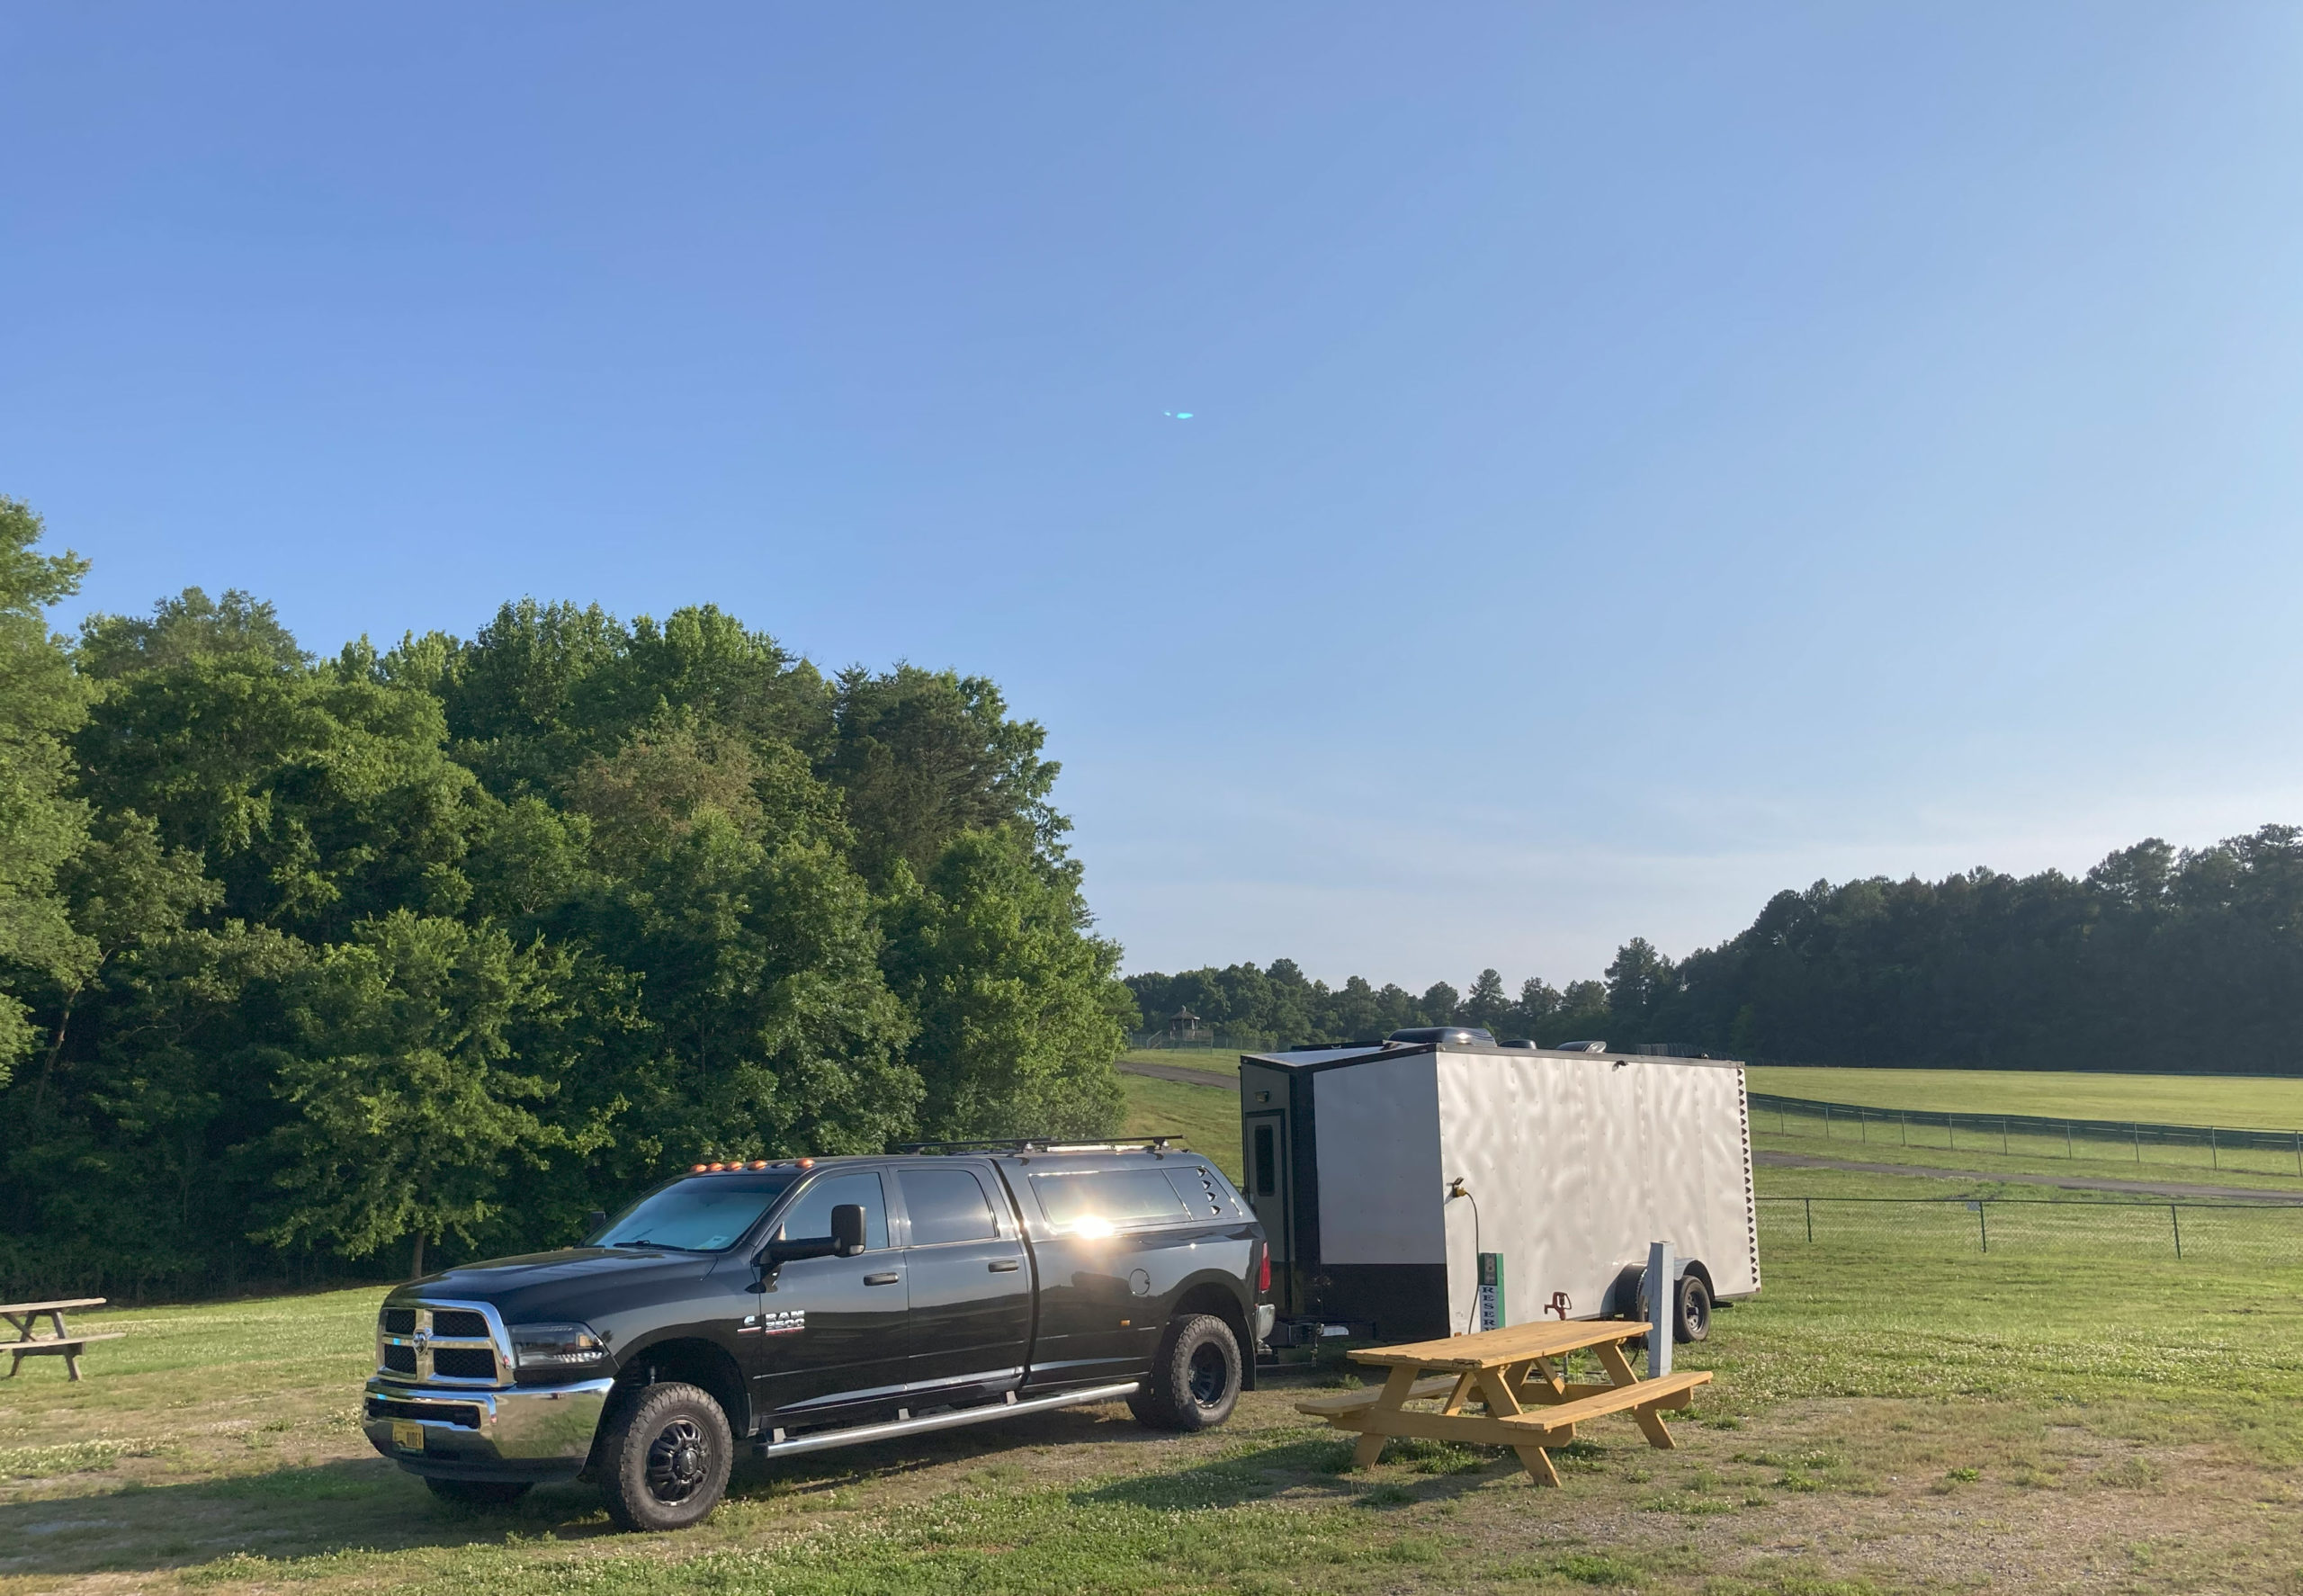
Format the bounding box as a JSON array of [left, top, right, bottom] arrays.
[[13, 1228, 2303, 1592], [1130, 1054, 2303, 1134], [13, 1079, 2303, 1592], [1747, 1066, 2303, 1129], [1121, 1072, 1244, 1184], [1120, 1047, 1242, 1078]]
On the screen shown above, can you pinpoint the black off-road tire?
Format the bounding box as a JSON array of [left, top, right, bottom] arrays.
[[424, 1476, 533, 1506], [597, 1381, 734, 1532], [1128, 1314, 1241, 1432], [1673, 1273, 1713, 1344]]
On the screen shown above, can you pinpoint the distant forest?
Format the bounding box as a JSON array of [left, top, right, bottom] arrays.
[[1127, 824, 2303, 1072], [0, 498, 1134, 1297]]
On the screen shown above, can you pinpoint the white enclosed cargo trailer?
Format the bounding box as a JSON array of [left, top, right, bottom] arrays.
[[1237, 1040, 1760, 1343]]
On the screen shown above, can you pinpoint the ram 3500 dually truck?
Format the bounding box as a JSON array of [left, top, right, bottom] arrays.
[[363, 1142, 1272, 1530]]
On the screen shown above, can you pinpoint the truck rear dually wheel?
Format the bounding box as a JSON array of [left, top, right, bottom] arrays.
[[1130, 1314, 1241, 1432], [598, 1381, 733, 1532]]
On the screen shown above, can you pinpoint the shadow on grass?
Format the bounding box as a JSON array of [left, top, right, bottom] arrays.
[[718, 1400, 1200, 1503], [0, 1404, 1187, 1579], [0, 1456, 624, 1579], [1073, 1432, 1528, 1511]]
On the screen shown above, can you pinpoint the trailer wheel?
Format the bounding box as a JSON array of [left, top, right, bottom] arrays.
[[1130, 1314, 1241, 1431], [424, 1476, 532, 1506], [598, 1381, 733, 1532], [1673, 1273, 1712, 1343]]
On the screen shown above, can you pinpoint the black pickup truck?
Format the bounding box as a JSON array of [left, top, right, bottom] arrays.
[[362, 1141, 1272, 1530]]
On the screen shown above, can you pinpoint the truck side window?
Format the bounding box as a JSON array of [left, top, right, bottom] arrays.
[[898, 1168, 1000, 1245], [1030, 1170, 1189, 1230], [775, 1171, 890, 1250]]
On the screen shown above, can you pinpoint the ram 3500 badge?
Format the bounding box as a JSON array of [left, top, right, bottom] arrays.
[[363, 1142, 1274, 1530]]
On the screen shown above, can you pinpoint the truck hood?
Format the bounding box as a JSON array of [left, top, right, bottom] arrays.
[[396, 1247, 719, 1323]]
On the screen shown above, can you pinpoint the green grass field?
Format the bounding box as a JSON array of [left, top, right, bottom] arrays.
[[1747, 1065, 2303, 1128], [1121, 1072, 1243, 1184], [13, 1206, 2303, 1592], [1120, 1046, 1242, 1078], [16, 1068, 2303, 1593], [1132, 1054, 2303, 1134]]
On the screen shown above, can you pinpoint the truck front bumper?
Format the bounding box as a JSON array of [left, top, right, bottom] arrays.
[[363, 1375, 614, 1480]]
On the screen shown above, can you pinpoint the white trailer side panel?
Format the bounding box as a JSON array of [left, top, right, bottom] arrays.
[[1637, 1061, 1760, 1298], [1435, 1055, 1757, 1326], [1311, 1054, 1445, 1265], [1438, 1051, 1602, 1331]]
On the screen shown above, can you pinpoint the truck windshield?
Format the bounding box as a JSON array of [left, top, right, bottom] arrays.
[[592, 1173, 800, 1252]]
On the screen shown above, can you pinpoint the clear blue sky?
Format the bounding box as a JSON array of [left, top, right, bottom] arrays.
[[7, 4, 2302, 989]]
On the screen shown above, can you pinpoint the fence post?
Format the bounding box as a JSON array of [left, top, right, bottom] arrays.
[[2066, 1120, 2073, 1160], [2001, 1117, 2009, 1155], [1977, 1201, 1988, 1253], [1948, 1114, 1956, 1152], [2171, 1204, 2182, 1260], [1859, 1108, 1867, 1144], [1824, 1103, 1832, 1140], [2210, 1127, 2218, 1171], [1900, 1110, 1908, 1147], [1805, 1197, 1814, 1243], [2134, 1122, 2142, 1164]]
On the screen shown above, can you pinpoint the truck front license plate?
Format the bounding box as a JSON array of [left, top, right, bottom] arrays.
[[391, 1420, 424, 1451]]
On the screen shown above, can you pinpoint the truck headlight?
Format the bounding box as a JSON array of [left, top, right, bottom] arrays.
[[508, 1323, 609, 1371]]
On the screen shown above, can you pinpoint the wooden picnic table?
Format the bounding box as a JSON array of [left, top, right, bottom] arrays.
[[1295, 1318, 1712, 1486], [3, 1297, 122, 1382]]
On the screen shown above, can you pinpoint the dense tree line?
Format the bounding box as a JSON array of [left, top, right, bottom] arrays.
[[0, 500, 1134, 1296], [1131, 834, 2303, 1073], [1124, 960, 1613, 1049]]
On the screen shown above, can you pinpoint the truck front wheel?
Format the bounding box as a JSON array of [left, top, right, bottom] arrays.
[[1130, 1314, 1241, 1431], [598, 1381, 734, 1532]]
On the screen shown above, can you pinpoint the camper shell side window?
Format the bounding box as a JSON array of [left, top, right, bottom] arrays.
[[1022, 1170, 1215, 1234]]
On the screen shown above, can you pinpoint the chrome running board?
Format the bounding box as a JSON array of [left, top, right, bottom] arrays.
[[757, 1380, 1142, 1459]]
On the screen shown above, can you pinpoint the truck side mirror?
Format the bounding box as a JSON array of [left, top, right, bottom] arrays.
[[831, 1204, 867, 1258]]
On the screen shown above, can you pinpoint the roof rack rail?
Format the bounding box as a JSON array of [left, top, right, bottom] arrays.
[[896, 1135, 1186, 1154]]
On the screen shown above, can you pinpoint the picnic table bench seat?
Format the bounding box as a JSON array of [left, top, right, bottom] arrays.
[[1294, 1376, 1463, 1416], [2, 1297, 119, 1381]]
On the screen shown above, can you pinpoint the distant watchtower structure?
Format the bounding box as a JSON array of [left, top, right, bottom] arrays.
[[1164, 1008, 1209, 1046]]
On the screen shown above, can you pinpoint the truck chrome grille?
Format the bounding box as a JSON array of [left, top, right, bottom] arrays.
[[375, 1300, 507, 1385]]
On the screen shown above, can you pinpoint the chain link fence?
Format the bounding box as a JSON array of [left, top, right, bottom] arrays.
[[1126, 1031, 1270, 1053], [1750, 1091, 2303, 1179], [1758, 1195, 2303, 1264]]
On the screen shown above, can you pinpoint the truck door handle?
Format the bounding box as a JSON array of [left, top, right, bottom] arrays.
[[864, 1272, 901, 1286], [988, 1260, 1020, 1272]]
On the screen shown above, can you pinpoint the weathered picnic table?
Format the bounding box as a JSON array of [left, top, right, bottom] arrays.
[[1295, 1318, 1712, 1486], [3, 1298, 121, 1381]]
